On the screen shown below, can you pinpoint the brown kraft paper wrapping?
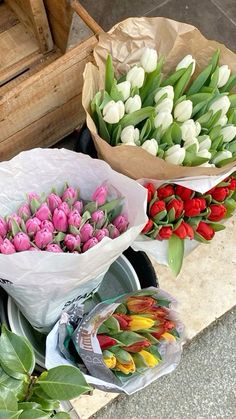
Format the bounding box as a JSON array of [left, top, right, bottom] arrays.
[[82, 17, 236, 180]]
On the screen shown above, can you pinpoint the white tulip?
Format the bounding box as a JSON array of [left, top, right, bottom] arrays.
[[198, 135, 212, 151], [197, 149, 211, 159], [181, 119, 200, 141], [209, 95, 231, 117], [116, 81, 131, 101], [218, 115, 228, 127], [174, 100, 193, 122], [125, 95, 142, 114], [140, 47, 158, 73], [154, 86, 174, 103], [195, 121, 201, 136], [176, 54, 196, 75], [155, 98, 173, 113], [212, 150, 232, 165], [165, 145, 186, 165], [103, 100, 125, 124], [141, 139, 158, 156], [200, 162, 216, 167], [126, 65, 145, 88], [220, 125, 236, 143], [217, 65, 231, 88], [183, 137, 199, 152], [120, 125, 140, 144], [154, 112, 173, 132]]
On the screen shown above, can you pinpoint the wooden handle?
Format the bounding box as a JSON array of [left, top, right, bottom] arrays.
[[70, 0, 104, 35]]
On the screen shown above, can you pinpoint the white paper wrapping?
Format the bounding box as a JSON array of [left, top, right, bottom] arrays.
[[0, 149, 147, 331]]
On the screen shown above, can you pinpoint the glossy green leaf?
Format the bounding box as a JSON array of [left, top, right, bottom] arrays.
[[18, 402, 42, 411], [37, 366, 91, 400], [148, 345, 162, 360], [99, 198, 122, 213], [28, 397, 59, 412], [174, 63, 194, 101], [54, 413, 71, 419], [105, 54, 115, 94], [161, 68, 185, 87], [111, 331, 145, 346], [119, 107, 154, 128], [132, 352, 148, 369], [168, 235, 184, 276], [19, 410, 50, 419], [0, 368, 29, 401], [187, 64, 213, 95], [103, 316, 120, 333], [210, 49, 220, 74], [207, 223, 225, 232], [187, 93, 212, 106], [0, 326, 35, 379], [0, 385, 18, 411], [0, 411, 22, 419]]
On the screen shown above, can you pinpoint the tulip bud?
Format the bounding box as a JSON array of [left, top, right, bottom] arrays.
[[91, 210, 105, 223], [47, 193, 62, 213], [142, 219, 153, 234], [141, 139, 158, 156], [13, 232, 31, 252], [198, 135, 211, 151], [103, 100, 125, 124], [217, 65, 231, 88], [36, 203, 51, 221], [183, 137, 199, 152], [211, 187, 229, 201], [123, 340, 151, 353], [174, 100, 193, 122], [181, 119, 201, 141], [107, 223, 120, 239], [64, 234, 81, 251], [175, 185, 193, 201], [17, 203, 31, 221], [154, 111, 173, 131], [176, 54, 196, 75], [94, 228, 109, 242], [126, 65, 145, 88], [62, 187, 78, 205], [207, 204, 227, 222], [52, 208, 68, 232], [157, 184, 175, 200], [58, 202, 70, 216], [196, 221, 215, 241], [157, 225, 173, 240], [116, 81, 131, 101], [97, 335, 117, 350], [80, 223, 94, 242], [196, 149, 211, 159], [128, 315, 155, 331], [218, 115, 228, 127], [120, 125, 140, 144], [0, 239, 16, 254], [140, 47, 158, 73], [212, 150, 232, 165], [8, 214, 21, 231], [154, 86, 174, 103], [209, 96, 230, 117], [92, 185, 108, 206], [149, 200, 166, 218], [0, 217, 8, 237], [35, 228, 53, 249], [68, 209, 81, 228], [27, 192, 40, 202], [145, 183, 156, 202], [138, 349, 159, 367], [184, 197, 206, 217], [220, 125, 236, 143], [165, 145, 186, 165], [126, 296, 155, 313], [155, 98, 173, 114], [73, 200, 84, 214], [103, 350, 117, 369], [166, 198, 184, 219], [26, 217, 41, 236], [46, 243, 63, 253], [174, 221, 194, 239], [125, 95, 142, 114], [113, 214, 129, 233], [40, 220, 54, 233], [82, 237, 98, 252]]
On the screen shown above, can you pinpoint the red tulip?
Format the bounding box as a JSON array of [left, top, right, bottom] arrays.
[[142, 219, 154, 234], [151, 326, 166, 340], [149, 200, 166, 218], [113, 313, 131, 330], [157, 226, 173, 240], [126, 296, 155, 313], [174, 221, 194, 239], [166, 198, 184, 219], [175, 185, 193, 201], [196, 221, 215, 240], [229, 178, 236, 190], [208, 204, 227, 221], [145, 183, 156, 202], [211, 187, 229, 202], [157, 185, 174, 200], [97, 335, 117, 350], [184, 198, 206, 217], [123, 340, 151, 353], [163, 320, 175, 331]]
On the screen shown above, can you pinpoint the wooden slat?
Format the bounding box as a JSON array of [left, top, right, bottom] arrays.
[[44, 0, 73, 52], [0, 3, 19, 34], [5, 0, 53, 53]]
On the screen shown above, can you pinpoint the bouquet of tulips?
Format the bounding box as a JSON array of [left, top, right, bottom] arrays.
[[0, 149, 147, 331], [133, 174, 236, 275], [46, 288, 183, 394]]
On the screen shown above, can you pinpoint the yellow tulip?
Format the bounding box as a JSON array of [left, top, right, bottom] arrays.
[[129, 315, 155, 331], [139, 350, 159, 368], [103, 351, 117, 369], [161, 332, 176, 342], [116, 359, 136, 375]]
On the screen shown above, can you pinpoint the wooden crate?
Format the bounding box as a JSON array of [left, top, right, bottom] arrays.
[[0, 0, 101, 161]]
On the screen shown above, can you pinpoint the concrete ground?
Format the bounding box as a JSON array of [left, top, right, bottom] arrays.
[[92, 306, 236, 419]]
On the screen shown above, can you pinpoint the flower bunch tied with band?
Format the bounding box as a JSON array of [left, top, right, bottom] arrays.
[[91, 47, 236, 167], [141, 174, 236, 275], [97, 291, 181, 377]]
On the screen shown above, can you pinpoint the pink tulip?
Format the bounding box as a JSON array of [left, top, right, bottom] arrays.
[[36, 203, 52, 221], [73, 200, 83, 214], [92, 185, 108, 206], [113, 214, 129, 233], [0, 239, 16, 254], [0, 217, 8, 237], [62, 187, 78, 205], [47, 193, 62, 213], [40, 220, 54, 233], [91, 210, 105, 223], [52, 208, 68, 232], [17, 203, 31, 221], [82, 237, 98, 252], [26, 217, 41, 235], [108, 224, 120, 239], [68, 210, 81, 228], [94, 228, 109, 242], [35, 228, 53, 249], [46, 243, 63, 253], [80, 223, 94, 242], [27, 192, 40, 202], [0, 236, 3, 246], [64, 234, 81, 251], [58, 202, 70, 216], [13, 232, 31, 252]]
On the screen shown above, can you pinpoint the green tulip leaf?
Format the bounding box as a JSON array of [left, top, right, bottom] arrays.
[[207, 223, 225, 232], [111, 124, 122, 146], [140, 118, 152, 143], [147, 345, 162, 361], [215, 156, 236, 167], [140, 56, 164, 102], [174, 63, 194, 101], [169, 329, 180, 338], [209, 49, 220, 74], [37, 366, 91, 400], [110, 81, 123, 102], [0, 385, 18, 411], [209, 66, 219, 89], [119, 107, 154, 128], [187, 93, 212, 107], [105, 54, 115, 94], [103, 316, 120, 333], [132, 352, 148, 369], [90, 91, 102, 114], [167, 207, 176, 223], [0, 326, 35, 379], [95, 105, 110, 143], [196, 110, 213, 125], [209, 125, 222, 141], [187, 64, 213, 95], [226, 140, 236, 154], [183, 152, 209, 167], [162, 68, 185, 87], [168, 235, 184, 276], [111, 331, 145, 346], [205, 109, 222, 130], [211, 135, 223, 151], [10, 219, 21, 237], [229, 93, 236, 108], [153, 210, 167, 222], [99, 198, 123, 213], [220, 73, 236, 93], [19, 410, 50, 419], [170, 123, 182, 144], [0, 411, 22, 419], [194, 232, 211, 243]]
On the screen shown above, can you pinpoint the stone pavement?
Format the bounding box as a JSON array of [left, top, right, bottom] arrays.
[[93, 306, 236, 419]]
